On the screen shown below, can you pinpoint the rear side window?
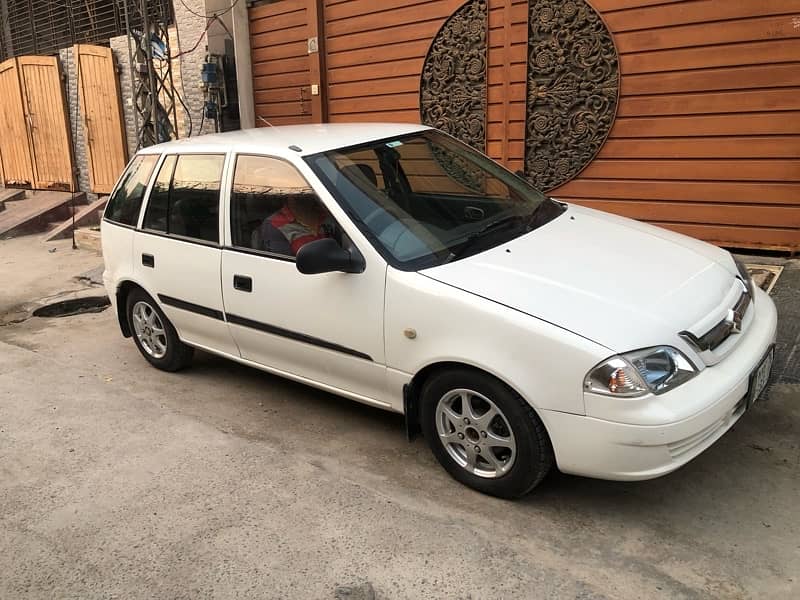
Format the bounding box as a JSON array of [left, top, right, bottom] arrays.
[[142, 154, 224, 243], [104, 155, 158, 226]]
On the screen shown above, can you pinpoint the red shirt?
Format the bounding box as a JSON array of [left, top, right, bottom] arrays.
[[268, 205, 329, 255]]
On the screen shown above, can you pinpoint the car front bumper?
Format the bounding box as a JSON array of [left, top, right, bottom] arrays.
[[540, 287, 778, 481]]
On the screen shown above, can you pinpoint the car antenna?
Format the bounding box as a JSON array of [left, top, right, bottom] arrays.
[[257, 116, 274, 127]]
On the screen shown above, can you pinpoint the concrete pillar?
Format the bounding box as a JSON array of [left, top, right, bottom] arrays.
[[232, 0, 255, 129]]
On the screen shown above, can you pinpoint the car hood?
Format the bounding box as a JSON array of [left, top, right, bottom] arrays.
[[422, 204, 738, 352]]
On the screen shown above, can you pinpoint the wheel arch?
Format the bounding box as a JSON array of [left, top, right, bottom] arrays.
[[115, 279, 145, 338], [403, 360, 547, 442]]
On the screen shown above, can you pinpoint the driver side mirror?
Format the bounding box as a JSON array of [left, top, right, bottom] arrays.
[[295, 238, 366, 275]]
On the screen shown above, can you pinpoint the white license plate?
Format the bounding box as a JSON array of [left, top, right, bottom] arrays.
[[748, 347, 774, 408]]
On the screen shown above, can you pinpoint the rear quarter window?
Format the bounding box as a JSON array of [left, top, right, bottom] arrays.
[[141, 154, 225, 243], [104, 155, 159, 226]]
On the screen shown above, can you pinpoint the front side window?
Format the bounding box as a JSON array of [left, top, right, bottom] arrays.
[[306, 131, 564, 270], [104, 154, 158, 226], [230, 154, 335, 257], [142, 154, 224, 243]]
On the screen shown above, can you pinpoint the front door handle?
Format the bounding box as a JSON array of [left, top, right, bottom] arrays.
[[142, 253, 154, 268], [233, 274, 252, 292]]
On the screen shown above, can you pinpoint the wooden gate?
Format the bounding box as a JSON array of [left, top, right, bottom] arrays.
[[0, 58, 35, 187], [16, 56, 74, 191], [250, 0, 326, 126], [75, 44, 127, 193]]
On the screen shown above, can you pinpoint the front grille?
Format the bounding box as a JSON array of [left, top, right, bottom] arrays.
[[680, 288, 751, 353]]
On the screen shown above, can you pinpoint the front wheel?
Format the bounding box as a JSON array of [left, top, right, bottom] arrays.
[[420, 369, 553, 499], [126, 288, 193, 372]]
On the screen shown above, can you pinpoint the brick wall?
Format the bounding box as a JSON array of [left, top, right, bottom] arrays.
[[109, 35, 138, 160], [59, 47, 95, 199], [173, 0, 216, 137]]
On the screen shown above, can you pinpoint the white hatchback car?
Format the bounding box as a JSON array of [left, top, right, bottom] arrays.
[[102, 124, 777, 498]]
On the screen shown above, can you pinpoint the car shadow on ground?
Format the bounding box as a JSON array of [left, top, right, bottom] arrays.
[[183, 347, 792, 534]]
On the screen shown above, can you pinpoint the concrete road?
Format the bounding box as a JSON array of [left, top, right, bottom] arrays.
[[1, 239, 798, 599]]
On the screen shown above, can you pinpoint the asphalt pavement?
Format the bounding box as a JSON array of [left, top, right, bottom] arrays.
[[1, 236, 798, 599]]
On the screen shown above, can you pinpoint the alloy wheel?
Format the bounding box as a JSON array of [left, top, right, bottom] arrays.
[[435, 388, 517, 478], [131, 301, 168, 359]]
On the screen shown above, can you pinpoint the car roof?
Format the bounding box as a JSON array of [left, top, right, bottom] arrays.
[[137, 123, 433, 157]]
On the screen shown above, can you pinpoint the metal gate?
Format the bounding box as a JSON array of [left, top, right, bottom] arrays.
[[0, 56, 74, 191], [75, 44, 128, 194]]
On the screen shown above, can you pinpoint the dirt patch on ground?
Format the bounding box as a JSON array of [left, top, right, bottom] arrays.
[[0, 235, 104, 326], [0, 236, 102, 314]]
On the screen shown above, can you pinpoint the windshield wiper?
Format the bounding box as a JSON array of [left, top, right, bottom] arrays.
[[446, 214, 528, 261], [526, 196, 566, 229], [444, 198, 566, 263]]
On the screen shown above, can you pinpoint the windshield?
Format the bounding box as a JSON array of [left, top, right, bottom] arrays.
[[305, 130, 564, 270]]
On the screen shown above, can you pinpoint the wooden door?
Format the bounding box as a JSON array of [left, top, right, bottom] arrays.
[[249, 0, 315, 126], [17, 56, 74, 191], [0, 58, 34, 187], [75, 45, 127, 193]]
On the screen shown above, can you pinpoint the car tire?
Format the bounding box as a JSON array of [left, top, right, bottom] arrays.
[[126, 288, 193, 372], [420, 368, 554, 499]]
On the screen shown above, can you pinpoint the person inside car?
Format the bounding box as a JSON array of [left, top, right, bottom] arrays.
[[259, 195, 333, 256]]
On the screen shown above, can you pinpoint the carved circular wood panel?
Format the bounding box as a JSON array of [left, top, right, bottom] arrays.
[[420, 0, 488, 153], [420, 0, 619, 192], [524, 0, 619, 191]]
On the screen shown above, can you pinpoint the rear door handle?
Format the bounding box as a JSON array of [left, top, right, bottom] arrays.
[[142, 253, 154, 268], [233, 274, 252, 292]]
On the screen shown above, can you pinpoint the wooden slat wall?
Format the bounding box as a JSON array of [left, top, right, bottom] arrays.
[[312, 0, 800, 250], [486, 0, 527, 173], [323, 0, 464, 123], [250, 0, 314, 126], [550, 0, 800, 250]]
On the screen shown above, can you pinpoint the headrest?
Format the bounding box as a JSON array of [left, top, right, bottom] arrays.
[[341, 163, 378, 188]]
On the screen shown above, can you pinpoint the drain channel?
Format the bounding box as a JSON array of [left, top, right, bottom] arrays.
[[32, 296, 111, 318]]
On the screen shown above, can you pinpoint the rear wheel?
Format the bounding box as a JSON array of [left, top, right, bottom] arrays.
[[126, 288, 193, 371], [420, 368, 553, 498]]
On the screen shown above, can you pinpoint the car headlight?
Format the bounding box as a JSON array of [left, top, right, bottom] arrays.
[[733, 257, 755, 298], [584, 346, 698, 397]]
